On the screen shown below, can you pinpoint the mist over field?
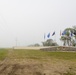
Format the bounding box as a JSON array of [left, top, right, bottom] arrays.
[[0, 0, 76, 47]]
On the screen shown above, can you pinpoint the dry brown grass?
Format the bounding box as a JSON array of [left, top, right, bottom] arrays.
[[0, 59, 76, 75]]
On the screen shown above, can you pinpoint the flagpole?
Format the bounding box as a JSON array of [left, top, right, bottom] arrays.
[[16, 38, 17, 47], [55, 33, 56, 42], [53, 31, 56, 42], [60, 30, 62, 46], [60, 36, 62, 46], [44, 33, 45, 42], [44, 33, 45, 47]]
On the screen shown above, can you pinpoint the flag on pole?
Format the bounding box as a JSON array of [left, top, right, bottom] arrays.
[[70, 31, 73, 37], [52, 31, 55, 36], [47, 33, 50, 38], [71, 32, 73, 36], [60, 30, 62, 36], [73, 31, 76, 35], [62, 30, 66, 35]]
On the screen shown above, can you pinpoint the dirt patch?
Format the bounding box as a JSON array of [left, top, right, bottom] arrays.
[[0, 62, 43, 75], [0, 59, 76, 75]]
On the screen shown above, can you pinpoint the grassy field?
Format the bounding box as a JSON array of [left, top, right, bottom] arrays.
[[0, 49, 76, 60], [0, 49, 8, 60], [10, 49, 76, 61], [0, 49, 76, 75]]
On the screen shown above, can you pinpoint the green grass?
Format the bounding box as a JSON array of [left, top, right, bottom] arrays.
[[12, 49, 76, 60], [0, 49, 8, 60], [0, 49, 76, 61]]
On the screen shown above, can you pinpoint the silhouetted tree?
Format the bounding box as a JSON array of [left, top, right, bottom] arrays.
[[42, 39, 58, 46], [60, 26, 76, 46]]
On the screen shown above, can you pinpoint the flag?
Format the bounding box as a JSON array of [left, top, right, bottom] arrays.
[[62, 30, 66, 35], [47, 33, 50, 38], [52, 31, 55, 36], [71, 32, 73, 36], [70, 31, 73, 37], [73, 31, 76, 35], [60, 30, 62, 36]]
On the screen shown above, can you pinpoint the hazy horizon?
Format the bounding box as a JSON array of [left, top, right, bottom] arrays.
[[0, 0, 76, 47]]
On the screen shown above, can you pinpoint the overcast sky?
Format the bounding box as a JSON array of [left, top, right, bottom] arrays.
[[0, 0, 76, 47]]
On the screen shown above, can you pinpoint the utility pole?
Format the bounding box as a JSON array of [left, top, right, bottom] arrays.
[[16, 38, 17, 47]]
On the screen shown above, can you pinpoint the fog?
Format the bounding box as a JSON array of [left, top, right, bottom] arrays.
[[0, 0, 76, 47]]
